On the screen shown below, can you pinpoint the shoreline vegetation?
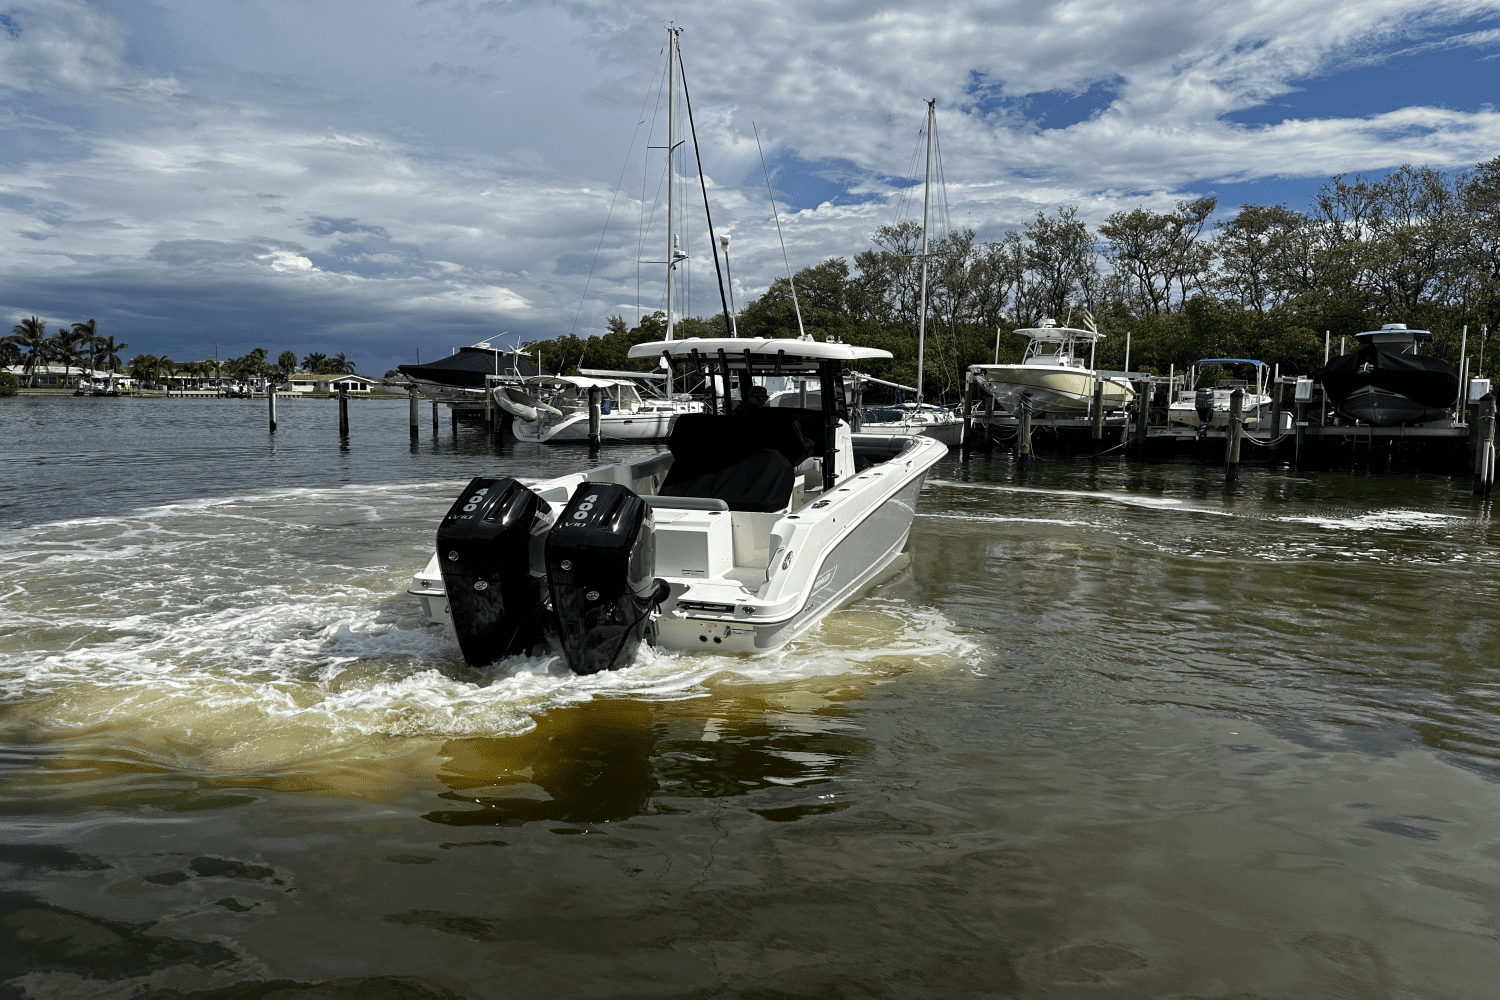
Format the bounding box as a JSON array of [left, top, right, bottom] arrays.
[[7, 158, 1499, 404], [0, 331, 365, 395], [520, 157, 1500, 402]]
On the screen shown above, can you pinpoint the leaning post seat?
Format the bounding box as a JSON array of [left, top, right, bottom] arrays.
[[660, 410, 819, 512]]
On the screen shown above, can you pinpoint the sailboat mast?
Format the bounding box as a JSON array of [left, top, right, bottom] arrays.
[[916, 99, 934, 408], [665, 27, 679, 343]]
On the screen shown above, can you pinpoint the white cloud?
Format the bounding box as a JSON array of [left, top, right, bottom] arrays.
[[1, 0, 1498, 368]]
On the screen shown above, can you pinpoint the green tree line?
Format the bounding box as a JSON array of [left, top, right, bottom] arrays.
[[527, 155, 1500, 403], [1, 321, 359, 387]]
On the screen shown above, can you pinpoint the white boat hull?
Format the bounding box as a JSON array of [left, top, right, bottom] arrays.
[[1168, 392, 1272, 428], [408, 432, 946, 656], [972, 365, 1133, 414], [511, 410, 680, 443]]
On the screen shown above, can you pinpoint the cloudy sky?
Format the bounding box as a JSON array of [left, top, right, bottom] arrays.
[[3, 0, 1498, 374]]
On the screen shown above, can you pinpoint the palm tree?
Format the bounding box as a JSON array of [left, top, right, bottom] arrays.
[[72, 319, 98, 373], [330, 352, 357, 374], [95, 335, 128, 373], [127, 353, 159, 382], [51, 328, 83, 383], [277, 350, 298, 376], [6, 316, 50, 387], [301, 351, 329, 374]]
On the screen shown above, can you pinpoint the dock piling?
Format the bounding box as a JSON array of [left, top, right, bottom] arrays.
[[408, 388, 419, 443], [432, 400, 439, 438], [983, 392, 996, 455], [1091, 381, 1105, 442], [1226, 388, 1243, 482], [588, 386, 602, 450], [960, 374, 973, 458], [1268, 367, 1282, 455], [267, 384, 277, 433], [1017, 398, 1033, 470], [1132, 380, 1149, 450], [338, 384, 350, 437], [1474, 393, 1496, 496]]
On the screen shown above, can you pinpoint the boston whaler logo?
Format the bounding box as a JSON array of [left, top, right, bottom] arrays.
[[1358, 362, 1376, 374]]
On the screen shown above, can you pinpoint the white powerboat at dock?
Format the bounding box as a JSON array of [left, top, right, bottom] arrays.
[[970, 318, 1134, 416], [1168, 358, 1275, 430], [407, 337, 947, 673], [496, 370, 703, 443]]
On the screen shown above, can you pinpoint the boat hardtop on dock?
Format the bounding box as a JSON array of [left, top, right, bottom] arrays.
[[970, 318, 1134, 415], [409, 336, 947, 674]]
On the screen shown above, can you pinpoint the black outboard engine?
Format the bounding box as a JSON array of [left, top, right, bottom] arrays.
[[1194, 386, 1215, 430], [545, 482, 668, 675], [437, 477, 553, 666]]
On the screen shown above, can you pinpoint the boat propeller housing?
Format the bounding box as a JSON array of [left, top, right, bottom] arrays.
[[435, 476, 552, 666], [546, 482, 668, 675]]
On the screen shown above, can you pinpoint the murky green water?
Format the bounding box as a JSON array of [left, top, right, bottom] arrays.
[[2, 396, 1498, 998]]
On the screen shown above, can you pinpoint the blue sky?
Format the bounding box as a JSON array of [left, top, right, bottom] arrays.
[[2, 1, 1499, 375]]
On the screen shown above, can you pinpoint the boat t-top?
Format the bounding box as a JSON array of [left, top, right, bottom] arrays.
[[407, 336, 948, 674], [969, 318, 1134, 416]]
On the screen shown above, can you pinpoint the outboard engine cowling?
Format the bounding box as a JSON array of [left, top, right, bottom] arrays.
[[1194, 386, 1215, 428], [546, 482, 667, 675], [437, 476, 553, 666]]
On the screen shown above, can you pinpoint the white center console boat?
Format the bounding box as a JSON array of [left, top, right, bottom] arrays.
[[407, 337, 947, 673]]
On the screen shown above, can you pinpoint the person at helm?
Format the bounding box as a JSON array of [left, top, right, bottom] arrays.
[[735, 385, 770, 415]]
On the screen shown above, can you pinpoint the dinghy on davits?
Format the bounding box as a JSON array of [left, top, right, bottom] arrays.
[[408, 337, 946, 673]]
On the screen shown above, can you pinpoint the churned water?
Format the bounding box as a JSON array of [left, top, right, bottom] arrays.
[[1, 395, 1498, 999]]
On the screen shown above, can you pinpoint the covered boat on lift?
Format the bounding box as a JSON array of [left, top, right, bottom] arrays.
[[407, 337, 947, 673], [396, 342, 547, 404], [1318, 324, 1459, 426]]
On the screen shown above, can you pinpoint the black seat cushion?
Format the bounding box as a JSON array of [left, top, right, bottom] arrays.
[[661, 448, 795, 513]]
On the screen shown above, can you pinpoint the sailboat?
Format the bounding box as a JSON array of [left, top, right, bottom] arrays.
[[857, 100, 963, 446]]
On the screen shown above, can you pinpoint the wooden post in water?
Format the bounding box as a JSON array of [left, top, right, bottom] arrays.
[[267, 384, 277, 433], [587, 386, 602, 450], [1474, 393, 1496, 496], [1133, 380, 1149, 450], [960, 373, 973, 458], [1017, 397, 1033, 470], [408, 387, 419, 443], [432, 400, 439, 438], [483, 377, 494, 436], [983, 390, 996, 455], [1268, 366, 1282, 455], [1225, 387, 1243, 482], [1091, 380, 1106, 442], [338, 384, 350, 437]]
